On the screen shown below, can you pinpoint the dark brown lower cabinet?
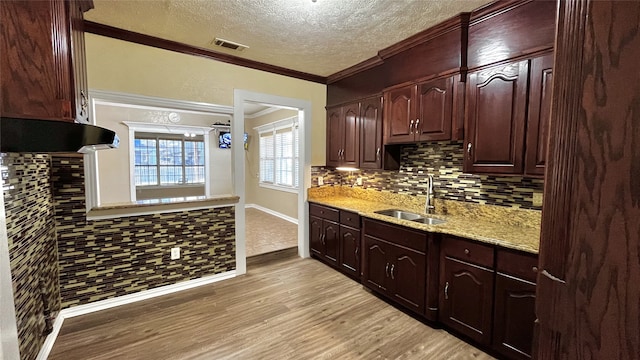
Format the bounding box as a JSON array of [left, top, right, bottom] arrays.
[[309, 214, 339, 268], [339, 225, 361, 278], [493, 274, 536, 360], [362, 219, 427, 315], [309, 203, 362, 278], [440, 256, 495, 345], [493, 249, 538, 359]]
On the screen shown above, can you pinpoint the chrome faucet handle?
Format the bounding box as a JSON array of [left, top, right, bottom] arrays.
[[425, 174, 435, 214]]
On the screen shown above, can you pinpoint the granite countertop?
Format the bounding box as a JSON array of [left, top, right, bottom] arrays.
[[308, 191, 540, 254]]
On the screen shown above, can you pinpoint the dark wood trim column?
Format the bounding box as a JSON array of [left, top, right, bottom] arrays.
[[536, 0, 640, 359]]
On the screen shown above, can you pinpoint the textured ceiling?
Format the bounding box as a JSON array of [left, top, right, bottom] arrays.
[[86, 0, 493, 77]]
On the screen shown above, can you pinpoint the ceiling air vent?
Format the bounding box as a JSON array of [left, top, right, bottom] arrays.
[[212, 38, 249, 52]]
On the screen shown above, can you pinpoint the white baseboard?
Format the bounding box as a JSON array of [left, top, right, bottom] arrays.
[[36, 270, 236, 360], [245, 203, 298, 225]]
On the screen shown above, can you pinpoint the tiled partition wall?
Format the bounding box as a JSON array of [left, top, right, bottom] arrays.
[[312, 141, 544, 210], [51, 156, 236, 309], [1, 153, 60, 360]]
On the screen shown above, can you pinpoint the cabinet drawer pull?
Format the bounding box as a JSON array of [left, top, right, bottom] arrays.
[[415, 118, 420, 132], [385, 262, 389, 277], [464, 248, 470, 255], [467, 143, 473, 154], [390, 264, 395, 279], [444, 281, 449, 300], [376, 147, 381, 160], [410, 119, 414, 134], [320, 234, 325, 245], [355, 246, 359, 260]]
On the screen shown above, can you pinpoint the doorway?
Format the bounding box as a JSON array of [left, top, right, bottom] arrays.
[[233, 90, 312, 275]]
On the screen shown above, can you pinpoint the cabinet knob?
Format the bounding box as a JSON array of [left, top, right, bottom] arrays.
[[467, 143, 473, 154], [532, 266, 538, 273], [464, 248, 470, 255]]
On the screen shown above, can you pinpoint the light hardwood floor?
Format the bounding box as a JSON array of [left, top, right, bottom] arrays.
[[245, 208, 297, 257], [49, 255, 494, 360]]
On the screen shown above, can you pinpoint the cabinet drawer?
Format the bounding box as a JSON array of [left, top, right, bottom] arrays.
[[309, 203, 339, 222], [340, 210, 360, 228], [363, 218, 427, 253], [496, 249, 538, 283], [441, 236, 494, 268]]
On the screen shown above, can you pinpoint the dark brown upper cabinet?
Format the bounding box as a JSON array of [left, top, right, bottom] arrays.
[[359, 96, 384, 169], [464, 60, 529, 174], [326, 103, 359, 168], [326, 95, 396, 170], [524, 53, 554, 177], [0, 0, 92, 123], [384, 76, 454, 145]]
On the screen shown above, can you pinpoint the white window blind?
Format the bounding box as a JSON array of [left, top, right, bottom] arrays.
[[257, 117, 299, 190]]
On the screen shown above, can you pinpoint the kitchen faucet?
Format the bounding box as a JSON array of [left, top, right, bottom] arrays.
[[425, 174, 435, 214]]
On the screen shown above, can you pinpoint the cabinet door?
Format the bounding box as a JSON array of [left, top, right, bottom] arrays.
[[0, 0, 73, 121], [440, 257, 494, 345], [465, 60, 529, 174], [359, 96, 383, 169], [493, 274, 536, 360], [339, 225, 361, 278], [525, 53, 554, 176], [362, 236, 391, 293], [342, 103, 360, 167], [326, 106, 343, 167], [416, 77, 453, 141], [390, 246, 426, 314], [384, 85, 416, 144], [309, 215, 323, 257], [323, 221, 339, 266]]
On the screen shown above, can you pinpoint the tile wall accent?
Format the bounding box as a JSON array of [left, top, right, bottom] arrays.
[[51, 156, 236, 309], [1, 153, 60, 360], [312, 141, 544, 210]]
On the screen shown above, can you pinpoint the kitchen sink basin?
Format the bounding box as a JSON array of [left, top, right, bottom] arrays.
[[374, 209, 446, 225], [411, 217, 446, 225]]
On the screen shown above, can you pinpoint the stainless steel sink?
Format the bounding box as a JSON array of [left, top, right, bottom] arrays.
[[374, 209, 446, 225], [411, 217, 446, 225]]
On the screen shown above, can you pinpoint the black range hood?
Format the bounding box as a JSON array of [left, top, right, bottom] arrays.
[[1, 117, 119, 153]]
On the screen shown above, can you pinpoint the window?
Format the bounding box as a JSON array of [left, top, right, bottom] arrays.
[[257, 117, 299, 190], [134, 133, 205, 186]]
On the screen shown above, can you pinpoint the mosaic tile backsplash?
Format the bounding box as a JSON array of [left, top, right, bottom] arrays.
[[51, 156, 236, 309], [1, 153, 60, 360], [312, 141, 544, 210]]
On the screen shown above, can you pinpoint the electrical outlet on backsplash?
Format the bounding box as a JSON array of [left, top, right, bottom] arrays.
[[311, 141, 544, 210]]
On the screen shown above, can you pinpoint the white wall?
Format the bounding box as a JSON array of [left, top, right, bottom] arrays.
[[86, 34, 327, 166], [245, 108, 299, 218], [93, 103, 233, 204]]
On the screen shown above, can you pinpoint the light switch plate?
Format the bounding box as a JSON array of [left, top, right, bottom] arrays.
[[318, 176, 324, 186], [356, 177, 363, 186], [533, 192, 543, 207], [171, 247, 180, 260]]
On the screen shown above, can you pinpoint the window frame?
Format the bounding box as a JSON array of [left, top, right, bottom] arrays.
[[133, 133, 206, 188], [124, 121, 213, 201], [255, 116, 299, 193]]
